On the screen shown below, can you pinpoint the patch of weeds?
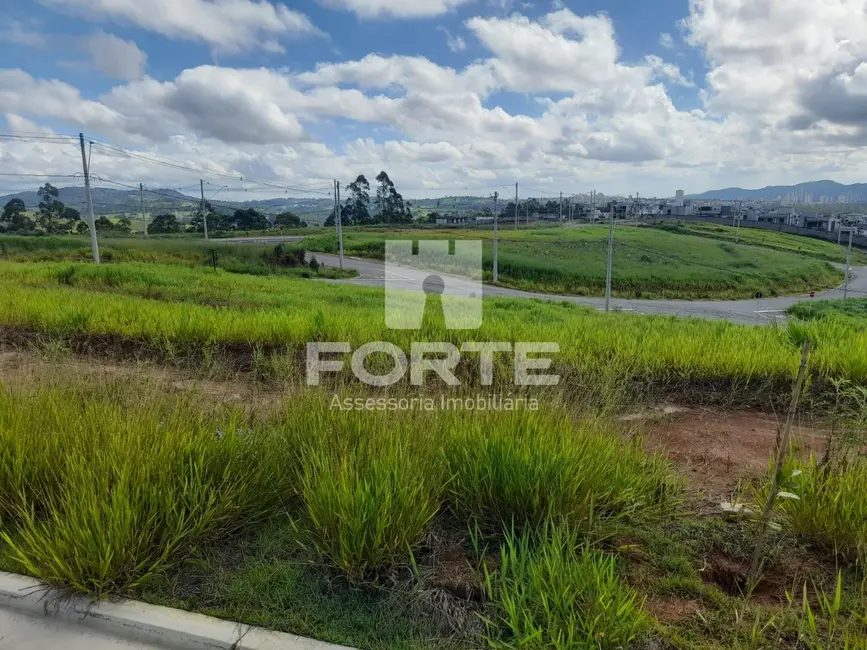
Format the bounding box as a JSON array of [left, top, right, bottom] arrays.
[[141, 519, 456, 650]]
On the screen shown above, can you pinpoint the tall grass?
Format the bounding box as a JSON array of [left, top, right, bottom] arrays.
[[0, 384, 296, 594], [773, 456, 867, 562], [2, 261, 864, 392], [443, 411, 672, 531], [483, 522, 648, 650]]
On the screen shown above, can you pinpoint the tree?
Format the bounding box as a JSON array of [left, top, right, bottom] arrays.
[[189, 201, 218, 233], [149, 213, 180, 234], [374, 171, 410, 224], [229, 208, 268, 231], [276, 211, 304, 228], [37, 183, 68, 233], [1, 198, 33, 232], [344, 175, 372, 225]]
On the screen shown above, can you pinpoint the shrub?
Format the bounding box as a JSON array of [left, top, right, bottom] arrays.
[[484, 522, 648, 650]]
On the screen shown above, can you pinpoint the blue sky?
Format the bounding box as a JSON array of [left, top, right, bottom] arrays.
[[1, 0, 866, 198]]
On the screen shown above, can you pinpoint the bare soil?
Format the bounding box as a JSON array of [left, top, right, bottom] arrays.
[[644, 596, 704, 623], [634, 405, 830, 499]]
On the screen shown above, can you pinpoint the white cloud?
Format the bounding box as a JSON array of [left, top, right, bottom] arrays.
[[659, 32, 674, 49], [438, 26, 467, 52], [644, 55, 693, 86], [316, 0, 473, 19], [37, 0, 322, 53], [6, 4, 867, 197], [85, 31, 147, 81], [0, 22, 47, 49]]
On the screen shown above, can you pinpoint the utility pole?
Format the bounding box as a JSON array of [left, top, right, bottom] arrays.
[[605, 209, 615, 312], [199, 180, 209, 241], [844, 227, 853, 299], [140, 182, 147, 237], [337, 181, 344, 270], [333, 180, 344, 270], [78, 133, 100, 263], [515, 182, 519, 230], [493, 191, 499, 283], [559, 192, 563, 221]]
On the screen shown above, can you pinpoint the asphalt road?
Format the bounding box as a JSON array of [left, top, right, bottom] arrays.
[[0, 610, 165, 649], [313, 253, 865, 325]]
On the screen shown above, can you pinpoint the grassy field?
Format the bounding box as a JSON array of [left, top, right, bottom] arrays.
[[1, 260, 867, 389], [301, 225, 842, 299], [1, 248, 867, 648], [789, 298, 867, 323], [653, 220, 866, 264], [0, 234, 353, 279], [1, 354, 865, 649]]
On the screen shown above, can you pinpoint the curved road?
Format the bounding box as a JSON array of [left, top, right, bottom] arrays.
[[311, 253, 865, 325]]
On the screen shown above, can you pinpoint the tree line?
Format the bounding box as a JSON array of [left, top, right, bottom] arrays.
[[325, 171, 413, 226], [0, 183, 307, 236]]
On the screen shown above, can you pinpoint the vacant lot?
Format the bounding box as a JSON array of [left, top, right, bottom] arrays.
[[301, 225, 841, 299], [1, 254, 866, 649]]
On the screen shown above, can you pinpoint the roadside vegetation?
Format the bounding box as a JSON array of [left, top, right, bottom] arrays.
[[301, 226, 841, 299], [789, 298, 867, 323], [0, 235, 353, 279], [653, 221, 865, 264], [0, 260, 866, 391]]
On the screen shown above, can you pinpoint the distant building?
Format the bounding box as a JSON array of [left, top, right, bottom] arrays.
[[435, 215, 470, 226], [675, 190, 685, 207]]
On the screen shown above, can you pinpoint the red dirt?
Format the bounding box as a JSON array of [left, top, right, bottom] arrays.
[[645, 597, 703, 623], [637, 406, 829, 499]]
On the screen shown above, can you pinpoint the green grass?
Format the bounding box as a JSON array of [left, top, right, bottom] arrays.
[[0, 373, 675, 647], [444, 411, 673, 531], [771, 456, 867, 562], [483, 521, 649, 650], [0, 234, 352, 280], [0, 260, 865, 391], [300, 225, 841, 299], [653, 221, 866, 264], [789, 299, 867, 323]]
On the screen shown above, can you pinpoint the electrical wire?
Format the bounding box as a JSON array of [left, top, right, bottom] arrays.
[[89, 140, 333, 196]]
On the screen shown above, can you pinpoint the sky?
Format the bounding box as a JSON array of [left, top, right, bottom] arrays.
[[1, 0, 867, 200]]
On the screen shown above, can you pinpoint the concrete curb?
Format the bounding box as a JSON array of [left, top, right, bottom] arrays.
[[0, 571, 353, 650]]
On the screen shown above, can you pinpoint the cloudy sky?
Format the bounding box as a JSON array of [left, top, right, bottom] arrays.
[[1, 0, 867, 199]]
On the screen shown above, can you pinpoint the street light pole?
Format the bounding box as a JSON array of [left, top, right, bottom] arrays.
[[78, 133, 100, 263], [844, 228, 853, 299], [493, 191, 499, 283], [605, 209, 615, 312]]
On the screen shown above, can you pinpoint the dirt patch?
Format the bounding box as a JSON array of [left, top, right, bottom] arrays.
[[699, 552, 796, 604], [639, 407, 829, 499], [430, 548, 487, 602], [0, 348, 285, 411], [645, 597, 703, 623]]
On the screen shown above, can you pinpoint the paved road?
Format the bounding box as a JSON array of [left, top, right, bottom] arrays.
[[215, 235, 306, 245], [313, 253, 865, 325], [0, 610, 164, 649]]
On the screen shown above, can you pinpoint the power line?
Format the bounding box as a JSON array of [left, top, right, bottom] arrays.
[[0, 172, 77, 178], [89, 140, 333, 196]]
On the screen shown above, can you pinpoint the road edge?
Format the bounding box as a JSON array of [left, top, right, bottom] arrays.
[[0, 571, 353, 650]]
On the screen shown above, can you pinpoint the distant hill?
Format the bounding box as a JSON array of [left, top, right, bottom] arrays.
[[688, 180, 867, 202], [0, 186, 334, 223]]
